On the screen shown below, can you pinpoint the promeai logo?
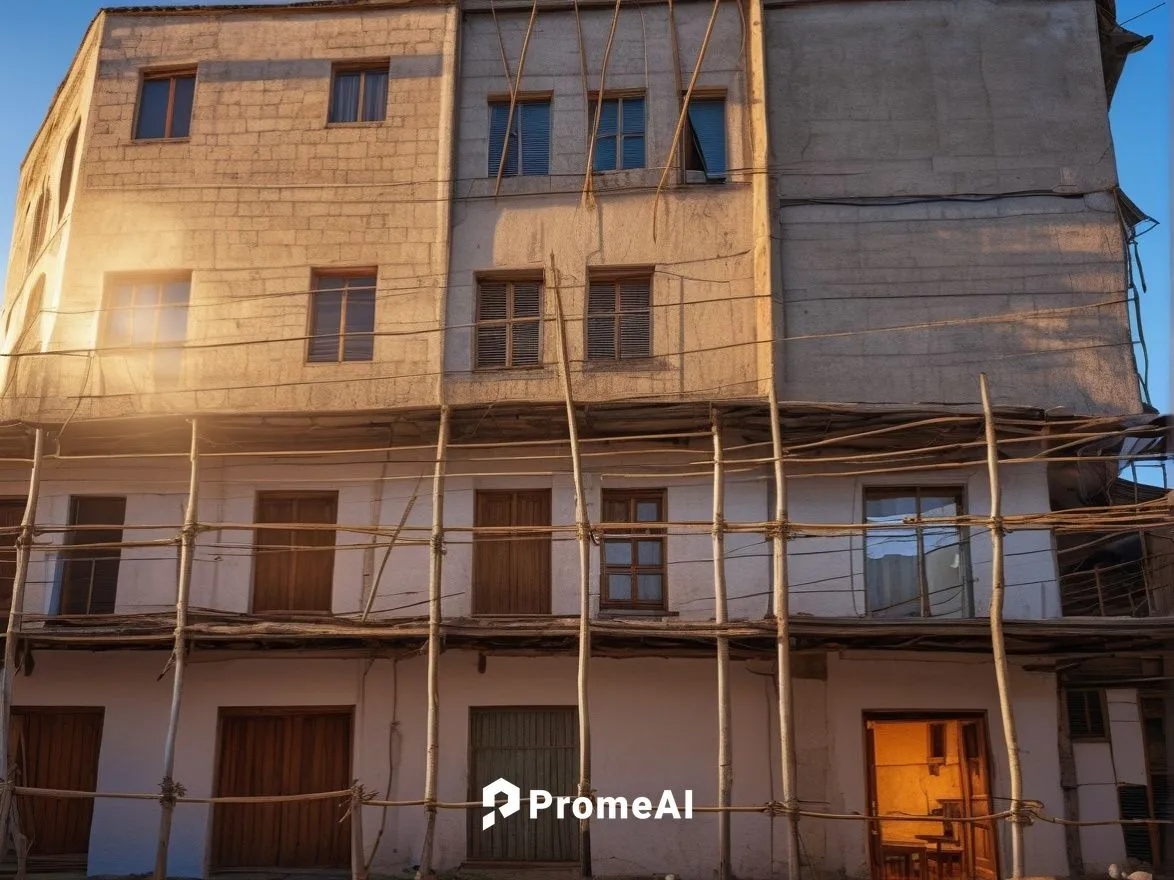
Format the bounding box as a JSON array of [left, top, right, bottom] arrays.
[[481, 778, 693, 827], [482, 778, 522, 830]]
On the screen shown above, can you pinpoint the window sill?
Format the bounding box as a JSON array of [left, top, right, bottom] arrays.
[[472, 363, 549, 373], [582, 356, 669, 372], [130, 137, 191, 145], [325, 121, 385, 128], [304, 359, 376, 366], [598, 608, 676, 618]]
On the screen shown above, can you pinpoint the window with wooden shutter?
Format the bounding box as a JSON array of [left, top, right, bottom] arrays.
[[586, 275, 652, 361], [252, 491, 338, 614], [488, 99, 551, 177], [1065, 689, 1108, 740], [0, 500, 25, 625], [59, 496, 126, 616], [591, 94, 645, 172], [683, 97, 727, 182], [600, 490, 666, 610], [307, 272, 376, 363], [472, 490, 552, 615], [476, 278, 542, 369]]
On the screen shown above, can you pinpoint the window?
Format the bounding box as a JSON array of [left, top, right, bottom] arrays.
[[475, 278, 542, 369], [308, 272, 376, 363], [0, 500, 24, 624], [58, 124, 79, 220], [863, 487, 969, 618], [586, 274, 651, 360], [591, 94, 645, 171], [927, 722, 947, 764], [472, 490, 552, 615], [17, 277, 44, 355], [26, 189, 49, 272], [134, 69, 196, 140], [1066, 689, 1108, 740], [601, 490, 666, 610], [59, 496, 126, 616], [328, 63, 389, 123], [252, 492, 338, 613], [488, 99, 550, 177], [102, 275, 191, 383], [683, 96, 727, 181]]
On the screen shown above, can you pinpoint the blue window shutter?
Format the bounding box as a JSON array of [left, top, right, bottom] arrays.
[[593, 99, 618, 171], [488, 103, 518, 177], [520, 102, 550, 175], [620, 97, 645, 169], [686, 99, 727, 179], [621, 97, 644, 135]]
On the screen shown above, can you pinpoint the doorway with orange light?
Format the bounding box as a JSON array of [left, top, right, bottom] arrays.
[[864, 714, 1000, 880]]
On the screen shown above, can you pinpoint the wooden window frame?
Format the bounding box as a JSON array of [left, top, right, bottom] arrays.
[[306, 269, 377, 364], [250, 490, 339, 615], [327, 61, 390, 125], [599, 488, 667, 611], [100, 272, 192, 349], [133, 67, 197, 141], [58, 495, 127, 617], [862, 485, 971, 619], [587, 90, 646, 172], [585, 270, 653, 362], [474, 274, 544, 370], [1066, 688, 1110, 742]]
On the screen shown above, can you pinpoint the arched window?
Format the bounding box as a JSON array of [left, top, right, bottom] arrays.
[[17, 277, 44, 354], [58, 124, 79, 221], [25, 190, 48, 273]]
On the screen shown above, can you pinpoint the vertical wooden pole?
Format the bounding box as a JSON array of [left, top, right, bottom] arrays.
[[153, 418, 200, 880], [351, 784, 367, 880], [980, 374, 1025, 880], [711, 407, 732, 880], [416, 406, 450, 880], [0, 428, 45, 853], [551, 255, 593, 878], [766, 390, 801, 880]]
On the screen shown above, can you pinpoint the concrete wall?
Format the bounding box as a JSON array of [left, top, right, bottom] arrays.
[[445, 2, 767, 406], [0, 452, 1059, 624], [15, 648, 1074, 880], [765, 0, 1142, 414]]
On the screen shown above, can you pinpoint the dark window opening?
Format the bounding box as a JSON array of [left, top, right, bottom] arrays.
[[58, 124, 80, 220], [59, 496, 127, 616], [135, 70, 196, 140], [1066, 689, 1108, 740], [328, 64, 389, 124], [307, 273, 376, 363], [683, 97, 726, 181]]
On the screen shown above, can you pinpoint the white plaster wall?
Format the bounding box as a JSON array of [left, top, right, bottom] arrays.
[[15, 650, 1089, 880], [823, 652, 1068, 879]]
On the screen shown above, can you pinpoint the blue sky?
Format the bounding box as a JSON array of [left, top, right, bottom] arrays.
[[0, 0, 1169, 417]]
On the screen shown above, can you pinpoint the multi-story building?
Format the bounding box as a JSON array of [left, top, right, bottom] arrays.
[[0, 1, 1167, 878]]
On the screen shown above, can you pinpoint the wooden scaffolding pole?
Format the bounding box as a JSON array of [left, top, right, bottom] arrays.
[[0, 427, 45, 858], [711, 407, 732, 880], [767, 389, 802, 880], [551, 255, 593, 878], [416, 405, 450, 880], [980, 374, 1025, 880], [153, 418, 200, 880]]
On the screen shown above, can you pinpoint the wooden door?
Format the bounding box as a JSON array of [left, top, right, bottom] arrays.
[[472, 490, 551, 615], [961, 719, 999, 880], [467, 707, 578, 862], [9, 708, 104, 872], [252, 492, 338, 613], [0, 499, 25, 624], [59, 496, 126, 616], [211, 708, 352, 869]]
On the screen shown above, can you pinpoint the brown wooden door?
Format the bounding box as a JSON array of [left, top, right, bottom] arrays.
[[961, 719, 999, 880], [211, 708, 352, 869], [467, 707, 578, 862], [9, 707, 103, 871], [473, 490, 551, 615], [0, 499, 25, 624], [252, 492, 338, 613], [59, 496, 126, 616]]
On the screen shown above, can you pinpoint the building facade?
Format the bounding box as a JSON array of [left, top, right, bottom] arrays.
[[0, 1, 1168, 879]]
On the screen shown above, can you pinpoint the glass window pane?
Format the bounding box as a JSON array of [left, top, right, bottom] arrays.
[[106, 310, 131, 346], [155, 304, 189, 344], [637, 540, 661, 565], [311, 291, 343, 336], [344, 288, 376, 334], [111, 285, 134, 309], [362, 71, 388, 122], [130, 304, 157, 345], [607, 573, 632, 602], [136, 79, 170, 139], [604, 540, 631, 566], [169, 76, 195, 138], [637, 573, 663, 602], [920, 495, 960, 519], [635, 500, 660, 522], [134, 283, 161, 307], [343, 334, 374, 362], [330, 72, 360, 123], [163, 281, 190, 307]]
